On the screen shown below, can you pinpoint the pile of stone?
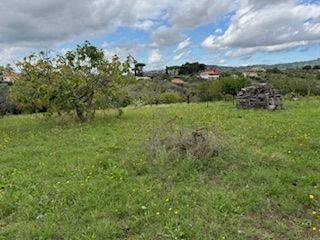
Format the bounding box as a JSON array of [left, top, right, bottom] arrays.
[[236, 83, 283, 110]]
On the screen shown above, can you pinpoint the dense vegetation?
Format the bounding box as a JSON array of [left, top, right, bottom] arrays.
[[0, 99, 319, 239], [267, 69, 320, 96]]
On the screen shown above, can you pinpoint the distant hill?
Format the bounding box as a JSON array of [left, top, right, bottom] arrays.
[[214, 58, 320, 71], [243, 58, 320, 70], [147, 58, 320, 74]]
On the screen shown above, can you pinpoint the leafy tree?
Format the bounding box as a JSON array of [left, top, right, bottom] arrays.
[[302, 65, 312, 70], [219, 76, 250, 98], [179, 62, 206, 75], [11, 42, 135, 121], [197, 81, 223, 102], [267, 68, 282, 74], [197, 76, 250, 102], [313, 65, 320, 70]]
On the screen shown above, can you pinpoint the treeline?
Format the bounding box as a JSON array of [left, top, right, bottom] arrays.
[[266, 69, 320, 96], [166, 62, 206, 75]]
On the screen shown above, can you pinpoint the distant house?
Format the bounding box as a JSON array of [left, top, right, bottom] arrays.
[[171, 78, 185, 86], [1, 72, 20, 84], [242, 67, 266, 78], [199, 67, 219, 80]]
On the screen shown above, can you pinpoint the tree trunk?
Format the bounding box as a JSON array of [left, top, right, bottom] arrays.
[[75, 107, 85, 121]]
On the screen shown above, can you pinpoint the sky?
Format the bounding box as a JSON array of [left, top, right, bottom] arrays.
[[0, 0, 320, 70]]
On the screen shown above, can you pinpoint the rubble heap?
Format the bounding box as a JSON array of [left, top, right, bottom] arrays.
[[236, 83, 283, 110]]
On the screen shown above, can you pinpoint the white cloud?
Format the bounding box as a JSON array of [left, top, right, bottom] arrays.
[[173, 50, 191, 61], [0, 47, 25, 66], [102, 42, 146, 61], [202, 0, 320, 56], [226, 40, 320, 57], [201, 35, 217, 49], [0, 0, 169, 50], [174, 38, 192, 52], [134, 20, 154, 31], [219, 58, 227, 65], [0, 0, 234, 50], [148, 49, 162, 64], [151, 0, 235, 46], [151, 26, 183, 46]]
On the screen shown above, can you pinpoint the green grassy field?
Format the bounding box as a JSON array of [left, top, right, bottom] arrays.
[[0, 99, 319, 239]]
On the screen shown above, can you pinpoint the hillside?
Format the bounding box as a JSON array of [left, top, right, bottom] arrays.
[[0, 99, 320, 239], [213, 58, 320, 71], [244, 58, 320, 70]]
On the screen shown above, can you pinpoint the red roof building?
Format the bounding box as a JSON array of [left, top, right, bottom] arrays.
[[2, 72, 21, 83], [199, 67, 220, 80]]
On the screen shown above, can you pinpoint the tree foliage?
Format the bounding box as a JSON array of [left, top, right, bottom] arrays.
[[197, 76, 250, 102], [11, 41, 135, 120], [219, 76, 250, 97]]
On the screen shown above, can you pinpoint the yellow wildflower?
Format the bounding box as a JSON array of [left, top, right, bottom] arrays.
[[310, 195, 315, 200]]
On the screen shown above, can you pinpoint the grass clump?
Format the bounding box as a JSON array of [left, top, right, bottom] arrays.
[[160, 127, 223, 160]]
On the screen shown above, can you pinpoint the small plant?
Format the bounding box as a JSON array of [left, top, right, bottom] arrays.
[[308, 194, 320, 235]]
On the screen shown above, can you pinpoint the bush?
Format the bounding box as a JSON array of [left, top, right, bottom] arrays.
[[158, 92, 184, 104]]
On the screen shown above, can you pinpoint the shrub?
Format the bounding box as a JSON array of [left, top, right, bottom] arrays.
[[158, 92, 184, 104], [142, 93, 160, 105]]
